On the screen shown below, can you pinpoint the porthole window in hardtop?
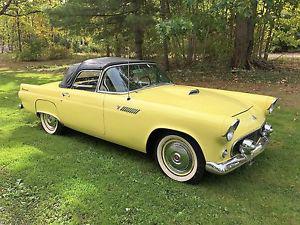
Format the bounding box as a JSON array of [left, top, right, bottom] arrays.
[[72, 70, 101, 92]]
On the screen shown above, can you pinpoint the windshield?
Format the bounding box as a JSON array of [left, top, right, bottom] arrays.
[[100, 63, 172, 92]]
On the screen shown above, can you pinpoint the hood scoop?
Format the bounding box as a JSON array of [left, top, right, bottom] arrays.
[[188, 89, 200, 95]]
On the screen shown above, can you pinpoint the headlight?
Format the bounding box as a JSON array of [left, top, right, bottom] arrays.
[[224, 119, 240, 141], [268, 98, 278, 114]]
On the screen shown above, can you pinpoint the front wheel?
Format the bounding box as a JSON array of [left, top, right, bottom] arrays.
[[155, 133, 205, 183], [40, 113, 64, 135]]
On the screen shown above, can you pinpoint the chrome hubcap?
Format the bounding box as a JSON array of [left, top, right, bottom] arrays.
[[162, 139, 194, 176], [43, 114, 58, 131]]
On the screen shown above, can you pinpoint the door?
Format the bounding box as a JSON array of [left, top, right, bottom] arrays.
[[58, 70, 105, 137], [99, 65, 147, 151]]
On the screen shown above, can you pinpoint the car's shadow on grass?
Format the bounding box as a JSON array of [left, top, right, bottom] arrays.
[[62, 126, 150, 162], [5, 121, 268, 189]]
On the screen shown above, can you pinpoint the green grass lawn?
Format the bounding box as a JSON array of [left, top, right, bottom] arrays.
[[0, 62, 300, 224]]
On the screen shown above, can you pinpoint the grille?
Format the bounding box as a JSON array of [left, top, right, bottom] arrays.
[[120, 106, 140, 114], [231, 128, 262, 156]]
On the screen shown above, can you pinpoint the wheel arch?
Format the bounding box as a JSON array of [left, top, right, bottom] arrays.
[[35, 99, 61, 121], [146, 128, 206, 160]]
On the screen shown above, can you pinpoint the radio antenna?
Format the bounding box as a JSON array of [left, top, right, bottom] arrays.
[[127, 47, 131, 101]]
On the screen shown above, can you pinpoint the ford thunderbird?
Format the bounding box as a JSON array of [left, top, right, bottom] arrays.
[[18, 57, 278, 183]]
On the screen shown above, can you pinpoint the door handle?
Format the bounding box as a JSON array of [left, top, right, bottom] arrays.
[[62, 92, 70, 97]]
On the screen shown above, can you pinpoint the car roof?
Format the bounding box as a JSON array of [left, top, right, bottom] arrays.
[[78, 57, 154, 70], [59, 57, 155, 88]]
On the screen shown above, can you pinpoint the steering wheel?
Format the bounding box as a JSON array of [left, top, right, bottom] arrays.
[[138, 75, 152, 87]]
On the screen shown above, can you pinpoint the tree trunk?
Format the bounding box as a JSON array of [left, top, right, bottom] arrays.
[[162, 38, 169, 69], [134, 27, 143, 59], [186, 4, 196, 64], [160, 0, 170, 70], [8, 19, 13, 52], [263, 22, 274, 60], [186, 35, 194, 64], [180, 37, 186, 60], [16, 9, 22, 52], [133, 0, 143, 59], [253, 21, 261, 57], [232, 16, 249, 69], [187, 35, 195, 64], [247, 3, 256, 63], [231, 1, 257, 69], [115, 35, 121, 57], [253, 3, 266, 58], [106, 42, 111, 57], [46, 0, 54, 42], [1, 37, 4, 53], [228, 6, 235, 40], [258, 20, 266, 58]]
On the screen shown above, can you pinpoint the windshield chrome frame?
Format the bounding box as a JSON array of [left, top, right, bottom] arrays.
[[96, 62, 172, 95]]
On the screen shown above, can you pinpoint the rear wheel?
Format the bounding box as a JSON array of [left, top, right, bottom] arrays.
[[155, 132, 205, 183], [40, 113, 64, 135]]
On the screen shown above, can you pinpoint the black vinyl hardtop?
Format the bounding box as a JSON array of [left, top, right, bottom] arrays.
[[59, 57, 155, 88]]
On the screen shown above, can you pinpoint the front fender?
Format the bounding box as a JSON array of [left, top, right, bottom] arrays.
[[203, 88, 277, 114], [144, 112, 228, 162]]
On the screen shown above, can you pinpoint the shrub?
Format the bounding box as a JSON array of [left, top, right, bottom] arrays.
[[46, 45, 70, 60], [72, 43, 90, 53], [17, 38, 45, 61], [89, 43, 102, 53], [72, 42, 103, 53], [17, 46, 38, 61]]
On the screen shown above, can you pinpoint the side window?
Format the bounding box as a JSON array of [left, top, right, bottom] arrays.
[[100, 67, 128, 92], [72, 70, 101, 92]]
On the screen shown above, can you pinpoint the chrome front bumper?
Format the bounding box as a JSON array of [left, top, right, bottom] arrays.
[[205, 124, 272, 175]]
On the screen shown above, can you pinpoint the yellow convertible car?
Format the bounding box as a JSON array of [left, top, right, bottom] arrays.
[[18, 57, 278, 183]]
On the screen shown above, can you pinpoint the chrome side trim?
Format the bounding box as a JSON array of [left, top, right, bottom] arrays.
[[206, 136, 269, 175]]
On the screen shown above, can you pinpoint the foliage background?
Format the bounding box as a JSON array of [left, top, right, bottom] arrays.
[[0, 0, 299, 68]]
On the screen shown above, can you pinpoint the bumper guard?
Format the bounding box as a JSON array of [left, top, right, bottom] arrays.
[[205, 123, 272, 175]]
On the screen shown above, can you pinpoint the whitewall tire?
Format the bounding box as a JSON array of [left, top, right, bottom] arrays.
[[40, 113, 64, 135], [155, 133, 205, 183]]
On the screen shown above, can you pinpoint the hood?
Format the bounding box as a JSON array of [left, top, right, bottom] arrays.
[[135, 84, 252, 117]]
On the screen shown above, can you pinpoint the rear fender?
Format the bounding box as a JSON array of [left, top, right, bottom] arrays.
[[35, 100, 61, 121]]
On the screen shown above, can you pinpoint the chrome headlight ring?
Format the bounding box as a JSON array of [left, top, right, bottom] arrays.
[[268, 98, 278, 114], [261, 123, 273, 136], [224, 119, 240, 142]]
